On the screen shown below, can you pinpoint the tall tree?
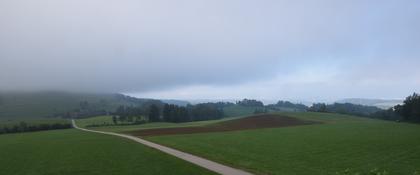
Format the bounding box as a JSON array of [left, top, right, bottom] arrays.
[[148, 104, 160, 122], [395, 93, 420, 122], [112, 115, 118, 124], [163, 104, 171, 122]]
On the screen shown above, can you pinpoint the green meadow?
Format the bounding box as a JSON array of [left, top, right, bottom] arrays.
[[146, 112, 420, 175], [3, 112, 420, 175], [0, 129, 214, 175]]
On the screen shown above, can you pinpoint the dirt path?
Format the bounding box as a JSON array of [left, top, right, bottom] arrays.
[[71, 120, 254, 175]]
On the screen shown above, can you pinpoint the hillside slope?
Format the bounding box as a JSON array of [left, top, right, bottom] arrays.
[[0, 91, 157, 119]]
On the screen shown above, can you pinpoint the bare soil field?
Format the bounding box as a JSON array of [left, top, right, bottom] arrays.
[[127, 114, 320, 137]]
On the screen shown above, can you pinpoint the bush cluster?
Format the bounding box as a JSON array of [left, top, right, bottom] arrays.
[[0, 121, 72, 134]]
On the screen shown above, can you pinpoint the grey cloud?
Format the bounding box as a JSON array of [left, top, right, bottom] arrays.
[[0, 0, 419, 98]]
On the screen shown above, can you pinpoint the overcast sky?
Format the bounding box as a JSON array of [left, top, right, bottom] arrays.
[[1, 0, 419, 101]]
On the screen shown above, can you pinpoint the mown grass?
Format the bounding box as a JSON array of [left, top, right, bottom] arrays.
[[76, 115, 242, 132], [0, 129, 214, 175], [147, 112, 420, 175]]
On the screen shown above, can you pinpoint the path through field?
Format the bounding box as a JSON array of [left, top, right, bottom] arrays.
[[71, 120, 253, 175]]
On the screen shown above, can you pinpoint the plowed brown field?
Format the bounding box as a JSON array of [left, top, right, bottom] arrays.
[[127, 114, 320, 137]]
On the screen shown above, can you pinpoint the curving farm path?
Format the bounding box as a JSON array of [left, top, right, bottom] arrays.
[[71, 120, 253, 175]]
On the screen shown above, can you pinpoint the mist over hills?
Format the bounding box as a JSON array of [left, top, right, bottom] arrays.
[[336, 98, 403, 109], [160, 99, 190, 106], [0, 90, 407, 120], [0, 91, 157, 119]]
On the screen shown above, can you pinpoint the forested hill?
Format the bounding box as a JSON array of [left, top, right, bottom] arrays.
[[0, 91, 160, 119]]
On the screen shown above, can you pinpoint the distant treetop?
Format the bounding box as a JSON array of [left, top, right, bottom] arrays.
[[236, 99, 264, 107]]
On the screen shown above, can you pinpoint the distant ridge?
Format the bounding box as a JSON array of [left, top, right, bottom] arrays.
[[336, 98, 402, 109]]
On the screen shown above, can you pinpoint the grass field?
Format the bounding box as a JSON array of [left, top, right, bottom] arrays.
[[145, 112, 420, 175], [76, 115, 243, 132], [0, 129, 214, 175]]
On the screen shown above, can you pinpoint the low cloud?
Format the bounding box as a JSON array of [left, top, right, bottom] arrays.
[[1, 0, 419, 99]]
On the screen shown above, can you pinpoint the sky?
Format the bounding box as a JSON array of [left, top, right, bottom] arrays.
[[1, 0, 420, 102]]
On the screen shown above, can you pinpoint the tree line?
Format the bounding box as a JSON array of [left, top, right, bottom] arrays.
[[394, 93, 420, 122], [266, 100, 308, 112], [308, 103, 382, 116], [237, 99, 264, 107], [113, 102, 224, 124], [370, 93, 420, 122], [309, 93, 420, 123], [0, 121, 72, 135]]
